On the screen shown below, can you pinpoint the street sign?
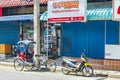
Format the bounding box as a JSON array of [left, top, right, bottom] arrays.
[[112, 0, 120, 20], [48, 0, 87, 22]]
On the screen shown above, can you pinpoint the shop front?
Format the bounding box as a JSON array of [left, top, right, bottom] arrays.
[[0, 14, 35, 45], [22, 21, 62, 58], [1, 0, 116, 59], [0, 0, 119, 59], [40, 7, 120, 70], [0, 0, 47, 45], [40, 8, 119, 59], [0, 12, 61, 58]]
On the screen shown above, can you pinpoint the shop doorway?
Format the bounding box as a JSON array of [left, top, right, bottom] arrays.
[[41, 22, 62, 59]]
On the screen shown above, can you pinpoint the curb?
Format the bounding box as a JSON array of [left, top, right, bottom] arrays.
[[0, 62, 13, 67], [108, 74, 120, 79], [94, 73, 108, 77]]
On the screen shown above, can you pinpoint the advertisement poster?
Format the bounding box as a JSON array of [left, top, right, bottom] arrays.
[[48, 0, 87, 22], [113, 0, 120, 20]]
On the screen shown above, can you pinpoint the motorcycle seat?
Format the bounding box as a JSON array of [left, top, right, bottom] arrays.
[[69, 59, 77, 62], [66, 58, 77, 64], [70, 60, 77, 64], [63, 57, 77, 63]]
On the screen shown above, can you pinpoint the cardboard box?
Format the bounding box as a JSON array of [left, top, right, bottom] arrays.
[[0, 44, 12, 54]]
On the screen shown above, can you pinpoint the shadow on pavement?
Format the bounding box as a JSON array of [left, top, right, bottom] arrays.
[[64, 72, 108, 78], [96, 77, 108, 80], [24, 68, 51, 72]]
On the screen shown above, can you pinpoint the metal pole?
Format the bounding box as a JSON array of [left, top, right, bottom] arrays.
[[33, 0, 40, 69], [119, 21, 120, 44], [20, 23, 22, 40], [47, 22, 49, 59], [105, 20, 106, 44]]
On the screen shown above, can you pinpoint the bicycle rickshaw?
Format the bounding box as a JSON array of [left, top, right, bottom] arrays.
[[14, 40, 56, 72]]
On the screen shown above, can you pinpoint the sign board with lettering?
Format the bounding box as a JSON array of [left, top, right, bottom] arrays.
[[113, 0, 120, 20], [105, 45, 120, 59], [48, 0, 87, 22]]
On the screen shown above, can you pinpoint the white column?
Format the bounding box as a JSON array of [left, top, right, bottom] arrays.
[[33, 0, 40, 57]]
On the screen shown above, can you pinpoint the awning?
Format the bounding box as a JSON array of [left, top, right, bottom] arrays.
[[40, 8, 112, 21], [40, 11, 47, 21], [87, 8, 112, 20], [0, 14, 34, 21], [0, 0, 48, 7]]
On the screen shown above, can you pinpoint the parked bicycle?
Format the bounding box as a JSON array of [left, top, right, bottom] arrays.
[[14, 40, 56, 72]]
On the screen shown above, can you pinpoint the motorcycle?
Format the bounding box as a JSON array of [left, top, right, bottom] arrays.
[[62, 53, 93, 77]]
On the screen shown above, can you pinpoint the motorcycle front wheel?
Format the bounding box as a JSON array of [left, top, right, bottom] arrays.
[[62, 64, 70, 75], [82, 65, 93, 77]]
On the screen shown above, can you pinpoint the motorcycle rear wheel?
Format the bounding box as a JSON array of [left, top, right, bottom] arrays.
[[82, 65, 93, 77], [62, 64, 70, 75]]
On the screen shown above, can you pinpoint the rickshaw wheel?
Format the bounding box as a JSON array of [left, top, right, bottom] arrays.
[[46, 59, 56, 72], [14, 58, 24, 71], [25, 62, 34, 70]]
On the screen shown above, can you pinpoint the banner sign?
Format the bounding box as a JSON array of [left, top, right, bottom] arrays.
[[0, 8, 2, 16], [113, 0, 120, 20], [48, 0, 87, 22]]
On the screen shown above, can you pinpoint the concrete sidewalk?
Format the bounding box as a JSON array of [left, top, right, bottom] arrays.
[[0, 60, 120, 79]]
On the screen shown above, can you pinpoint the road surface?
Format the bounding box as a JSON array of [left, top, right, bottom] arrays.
[[0, 65, 119, 80]]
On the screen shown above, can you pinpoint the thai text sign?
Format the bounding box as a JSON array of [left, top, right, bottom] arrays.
[[48, 0, 87, 22], [113, 0, 120, 20]]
